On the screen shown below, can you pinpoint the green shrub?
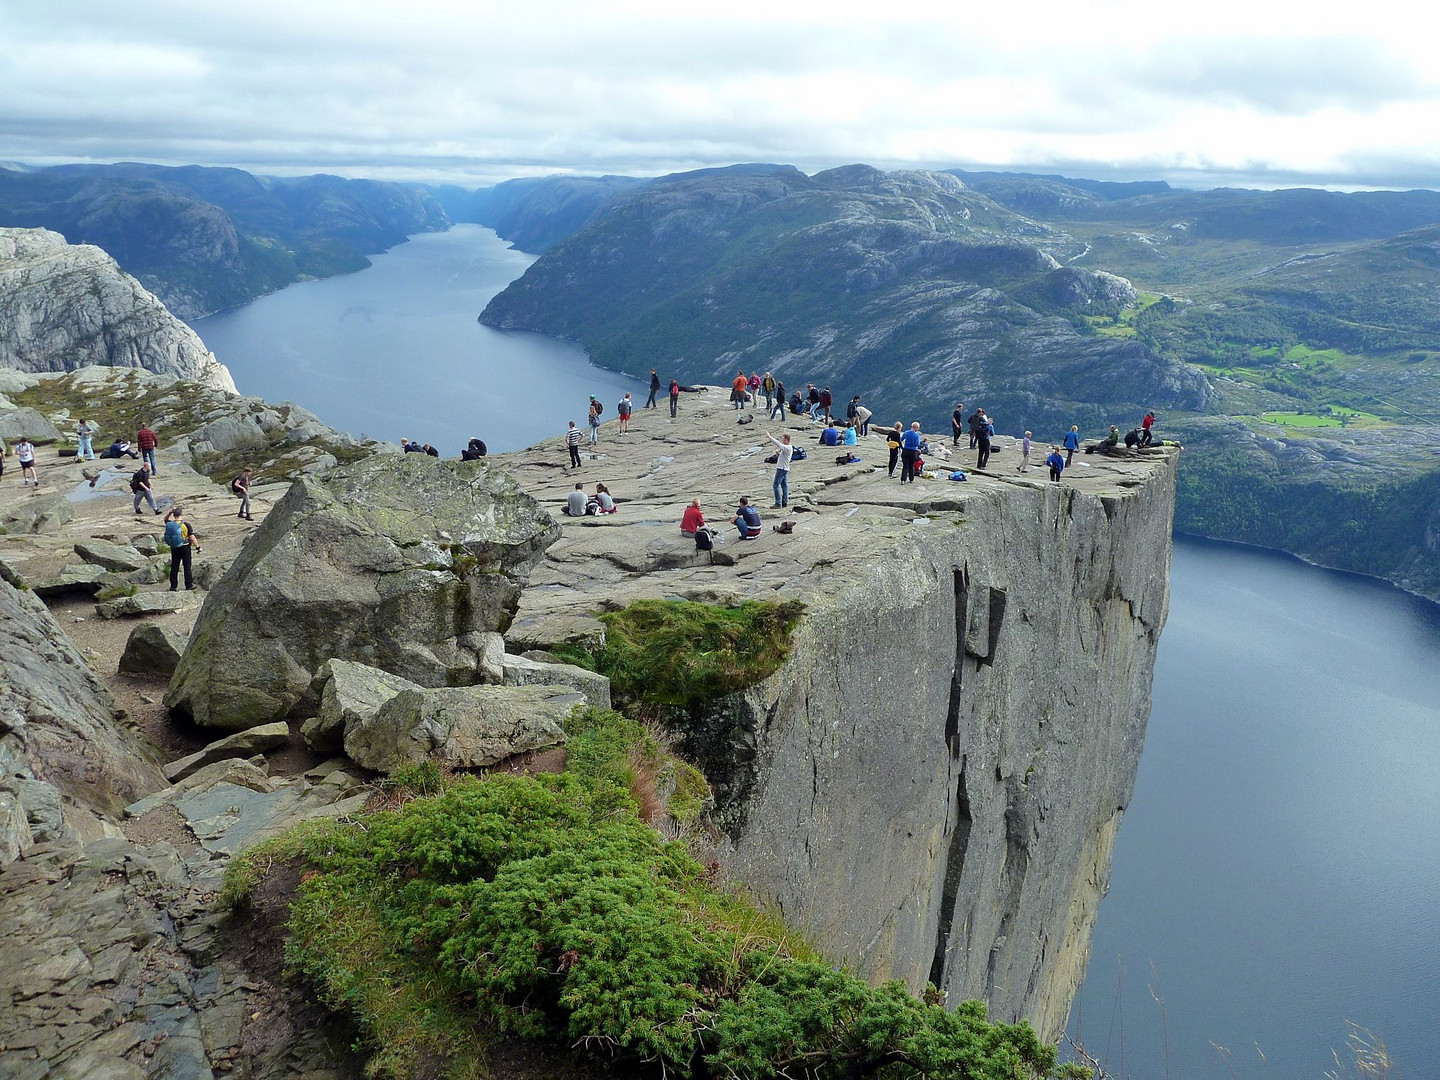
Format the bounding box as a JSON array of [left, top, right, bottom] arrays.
[[554, 599, 804, 708], [245, 705, 1075, 1079]]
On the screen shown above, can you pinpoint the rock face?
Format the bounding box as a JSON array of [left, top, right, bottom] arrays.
[[0, 577, 166, 865], [0, 227, 237, 392], [492, 389, 1178, 1041], [166, 453, 561, 731]]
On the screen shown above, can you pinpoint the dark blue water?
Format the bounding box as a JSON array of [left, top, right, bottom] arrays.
[[190, 228, 1440, 1079], [191, 225, 642, 454], [1070, 536, 1440, 1079]]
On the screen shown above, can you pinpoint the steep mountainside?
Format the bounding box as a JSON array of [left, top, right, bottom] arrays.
[[0, 227, 235, 391], [439, 173, 647, 252], [482, 165, 1210, 435], [0, 163, 449, 318]]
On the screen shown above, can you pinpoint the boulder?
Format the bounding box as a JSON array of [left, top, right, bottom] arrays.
[[96, 590, 193, 619], [2, 492, 74, 534], [74, 538, 150, 573], [125, 757, 278, 818], [162, 722, 291, 783], [166, 454, 559, 731], [345, 684, 581, 773], [0, 406, 62, 443], [131, 533, 163, 556], [118, 622, 189, 677], [501, 653, 611, 709], [31, 562, 108, 598], [301, 659, 421, 752]]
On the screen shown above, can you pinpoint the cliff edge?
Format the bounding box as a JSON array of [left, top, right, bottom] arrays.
[[493, 391, 1177, 1040]]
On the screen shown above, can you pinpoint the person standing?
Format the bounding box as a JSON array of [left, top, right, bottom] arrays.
[[732, 371, 749, 410], [951, 404, 965, 447], [76, 419, 96, 461], [565, 421, 583, 469], [769, 379, 787, 420], [1141, 411, 1157, 446], [618, 393, 633, 433], [1063, 425, 1081, 467], [967, 407, 985, 449], [231, 467, 254, 520], [163, 507, 200, 591], [899, 422, 924, 483], [748, 371, 761, 401], [669, 379, 680, 418], [646, 369, 660, 409], [131, 464, 158, 514], [136, 423, 159, 476], [16, 438, 38, 488], [587, 398, 601, 446], [762, 372, 776, 411], [767, 431, 794, 508], [0, 436, 7, 482], [854, 400, 871, 436], [807, 384, 821, 420], [1017, 431, 1032, 473], [976, 414, 993, 470], [883, 422, 903, 477], [1045, 446, 1065, 482], [819, 387, 833, 423]]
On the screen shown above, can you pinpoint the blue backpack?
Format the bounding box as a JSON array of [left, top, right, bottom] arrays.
[[164, 520, 185, 548]]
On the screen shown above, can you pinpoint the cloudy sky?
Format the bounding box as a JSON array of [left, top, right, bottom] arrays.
[[3, 0, 1438, 191]]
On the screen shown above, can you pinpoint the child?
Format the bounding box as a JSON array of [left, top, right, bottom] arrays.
[[1018, 431, 1032, 472], [1046, 446, 1065, 482]]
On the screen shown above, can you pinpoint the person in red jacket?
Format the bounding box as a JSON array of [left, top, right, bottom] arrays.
[[680, 498, 705, 536], [1140, 411, 1157, 446], [135, 424, 159, 476]]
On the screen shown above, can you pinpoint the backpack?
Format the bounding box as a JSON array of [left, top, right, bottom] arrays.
[[790, 447, 807, 461], [130, 471, 146, 492], [695, 528, 713, 551], [230, 475, 245, 494], [163, 519, 185, 548], [593, 401, 602, 416]]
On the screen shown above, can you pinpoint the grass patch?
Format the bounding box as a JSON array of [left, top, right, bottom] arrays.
[[222, 706, 1076, 1079], [1258, 408, 1385, 428], [552, 599, 804, 710]]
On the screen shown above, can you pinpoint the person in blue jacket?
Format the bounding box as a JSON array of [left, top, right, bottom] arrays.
[[1063, 425, 1081, 467], [732, 497, 762, 539], [819, 422, 841, 447], [899, 422, 924, 483], [1046, 446, 1066, 482]]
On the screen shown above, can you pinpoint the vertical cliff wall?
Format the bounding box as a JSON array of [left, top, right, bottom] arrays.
[[497, 390, 1177, 1040]]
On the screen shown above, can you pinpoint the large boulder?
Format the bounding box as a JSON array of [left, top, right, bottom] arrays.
[[74, 538, 150, 573], [345, 684, 580, 773], [166, 454, 559, 731], [301, 659, 421, 752], [118, 622, 189, 677]]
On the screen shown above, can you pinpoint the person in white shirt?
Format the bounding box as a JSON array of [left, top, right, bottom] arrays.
[[767, 431, 793, 508]]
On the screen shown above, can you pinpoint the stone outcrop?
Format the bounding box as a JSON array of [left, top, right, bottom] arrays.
[[0, 227, 236, 392], [491, 388, 1178, 1041], [166, 453, 561, 731], [119, 622, 189, 677], [302, 658, 422, 752]]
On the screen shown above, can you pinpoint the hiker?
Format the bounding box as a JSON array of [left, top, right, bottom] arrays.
[[565, 483, 588, 517], [587, 397, 602, 445], [732, 496, 762, 540], [1124, 428, 1144, 449], [788, 389, 804, 415], [618, 393, 633, 433], [594, 483, 617, 514], [646, 369, 660, 409], [1101, 426, 1121, 451], [1046, 446, 1065, 482], [769, 379, 787, 420], [231, 467, 254, 520], [900, 422, 924, 483], [951, 404, 965, 447], [423, 443, 439, 458], [967, 408, 985, 449], [680, 497, 705, 536], [0, 436, 6, 481], [976, 414, 993, 470], [100, 439, 138, 460], [854, 399, 871, 436], [732, 371, 749, 410], [807, 384, 821, 420], [819, 422, 841, 447], [1018, 431, 1032, 472], [136, 423, 159, 475], [669, 379, 680, 418], [842, 421, 858, 447], [767, 431, 793, 508], [883, 422, 903, 477], [1064, 425, 1081, 467], [131, 464, 159, 515], [461, 438, 488, 461], [762, 372, 776, 411], [402, 437, 424, 453], [748, 371, 761, 400], [163, 507, 200, 591], [565, 421, 583, 468], [819, 387, 834, 423], [16, 438, 38, 488], [1141, 411, 1157, 446], [76, 419, 96, 461]]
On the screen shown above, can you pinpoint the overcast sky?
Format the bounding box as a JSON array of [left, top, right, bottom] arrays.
[[4, 0, 1438, 191]]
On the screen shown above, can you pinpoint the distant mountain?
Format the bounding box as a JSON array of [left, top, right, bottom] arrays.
[[481, 164, 1208, 435], [0, 163, 450, 318], [448, 174, 649, 253]]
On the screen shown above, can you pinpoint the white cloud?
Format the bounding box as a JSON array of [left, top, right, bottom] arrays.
[[1, 0, 1438, 189]]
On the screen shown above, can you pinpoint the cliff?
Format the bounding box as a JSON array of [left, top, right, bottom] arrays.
[[0, 227, 236, 392], [493, 391, 1177, 1039]]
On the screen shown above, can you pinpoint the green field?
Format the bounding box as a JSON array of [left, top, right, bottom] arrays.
[[1257, 408, 1384, 428]]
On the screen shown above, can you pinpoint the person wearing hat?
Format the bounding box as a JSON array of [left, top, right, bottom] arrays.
[[587, 396, 601, 446]]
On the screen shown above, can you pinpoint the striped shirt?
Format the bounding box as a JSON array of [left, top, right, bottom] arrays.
[[565, 428, 582, 447]]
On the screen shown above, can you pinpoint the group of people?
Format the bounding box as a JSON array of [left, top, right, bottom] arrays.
[[563, 482, 617, 517], [678, 495, 766, 547]]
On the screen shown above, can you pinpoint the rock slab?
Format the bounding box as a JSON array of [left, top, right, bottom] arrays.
[[301, 658, 421, 752], [163, 722, 291, 783]]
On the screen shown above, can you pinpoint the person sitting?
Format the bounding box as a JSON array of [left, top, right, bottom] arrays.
[[819, 423, 841, 447], [732, 497, 762, 540], [564, 483, 588, 517], [402, 438, 424, 453], [789, 390, 804, 415], [461, 437, 488, 461], [594, 483, 617, 514], [842, 422, 858, 446], [680, 498, 705, 536], [100, 439, 138, 460]]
